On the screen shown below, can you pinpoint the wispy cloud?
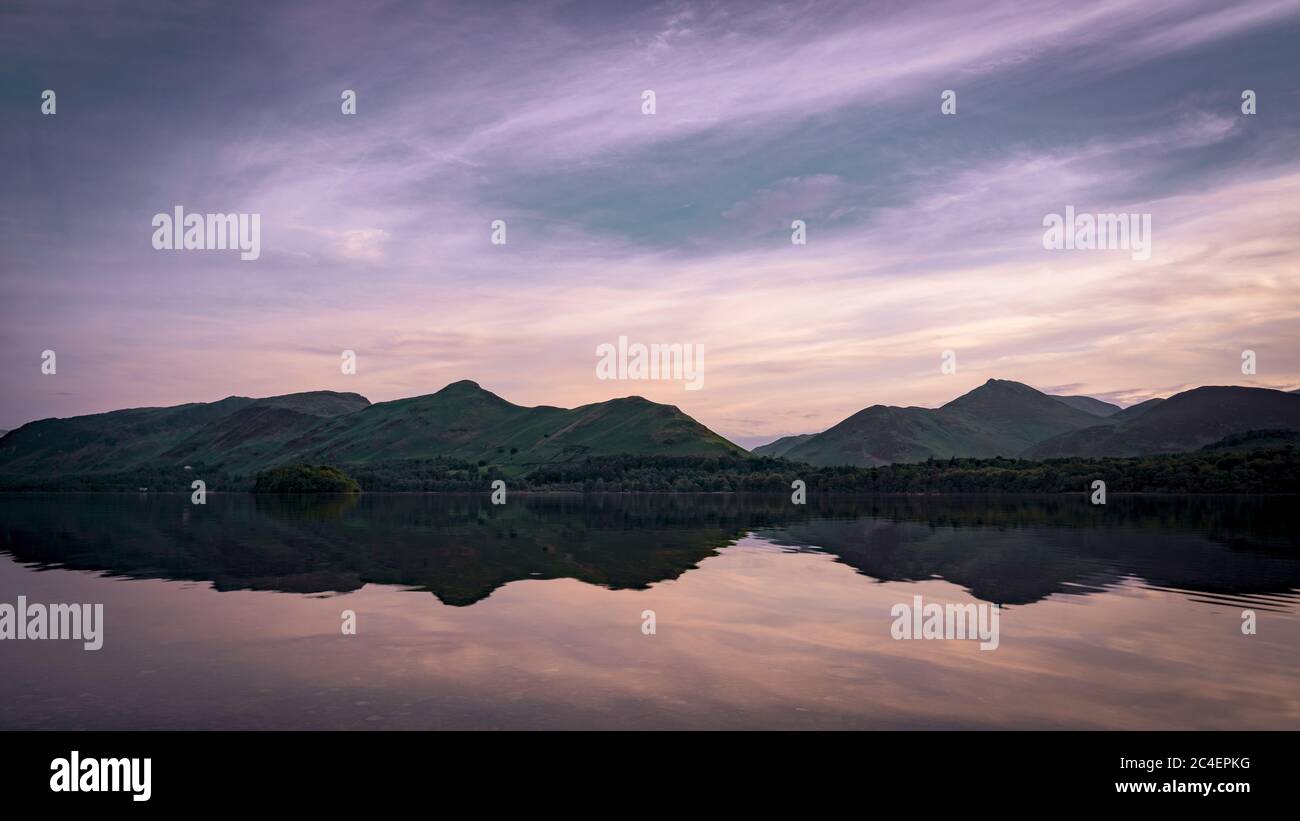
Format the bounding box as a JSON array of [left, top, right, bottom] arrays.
[[2, 0, 1299, 440]]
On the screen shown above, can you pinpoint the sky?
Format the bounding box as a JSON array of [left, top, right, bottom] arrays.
[[2, 0, 1299, 448]]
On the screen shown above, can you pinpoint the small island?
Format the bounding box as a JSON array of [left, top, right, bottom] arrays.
[[252, 465, 361, 494]]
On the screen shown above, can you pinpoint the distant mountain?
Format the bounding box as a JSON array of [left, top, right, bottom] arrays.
[[1109, 397, 1163, 422], [1027, 386, 1300, 458], [0, 381, 742, 485], [777, 381, 1300, 467], [751, 433, 815, 457], [5, 379, 1295, 488], [1049, 394, 1121, 417], [780, 379, 1110, 467]]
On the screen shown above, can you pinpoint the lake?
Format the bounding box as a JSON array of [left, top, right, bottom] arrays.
[[1, 492, 1297, 729]]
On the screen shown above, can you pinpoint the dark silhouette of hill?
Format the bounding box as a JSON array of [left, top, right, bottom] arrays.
[[773, 379, 1111, 466], [2, 493, 1296, 608], [1028, 386, 1300, 458]]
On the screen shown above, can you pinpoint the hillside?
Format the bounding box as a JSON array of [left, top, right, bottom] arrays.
[[1050, 394, 1121, 417], [4, 379, 1296, 489], [780, 379, 1111, 467], [0, 392, 368, 481], [0, 381, 742, 487], [1109, 397, 1164, 422], [940, 379, 1111, 452], [1027, 386, 1300, 458], [274, 381, 743, 470], [1199, 429, 1300, 452], [161, 395, 369, 471], [0, 396, 259, 478], [751, 433, 815, 457], [759, 381, 1133, 459]]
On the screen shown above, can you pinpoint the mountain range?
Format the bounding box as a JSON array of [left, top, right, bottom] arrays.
[[1, 378, 1297, 486], [752, 379, 1300, 466], [0, 381, 742, 485]]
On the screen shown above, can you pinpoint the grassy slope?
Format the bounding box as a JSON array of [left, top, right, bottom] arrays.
[[0, 396, 257, 477], [285, 381, 743, 470], [0, 392, 370, 479]]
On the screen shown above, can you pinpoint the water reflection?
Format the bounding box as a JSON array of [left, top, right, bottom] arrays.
[[1, 493, 1297, 609], [2, 493, 1298, 729]]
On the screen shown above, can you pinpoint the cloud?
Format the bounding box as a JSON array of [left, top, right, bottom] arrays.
[[336, 228, 391, 262], [721, 175, 864, 232], [1, 0, 1299, 438]]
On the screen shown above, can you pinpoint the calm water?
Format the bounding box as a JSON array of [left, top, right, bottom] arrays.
[[1, 493, 1297, 729]]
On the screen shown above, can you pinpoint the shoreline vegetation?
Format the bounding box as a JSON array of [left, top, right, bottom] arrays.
[[2, 445, 1296, 494]]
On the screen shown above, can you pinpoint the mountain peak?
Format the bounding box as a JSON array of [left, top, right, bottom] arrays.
[[387, 379, 514, 410], [255, 391, 370, 417], [439, 379, 484, 392], [981, 378, 1031, 390], [944, 378, 1041, 408], [434, 379, 518, 406]]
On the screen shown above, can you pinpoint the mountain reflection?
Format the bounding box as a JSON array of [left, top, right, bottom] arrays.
[[1, 493, 1297, 608]]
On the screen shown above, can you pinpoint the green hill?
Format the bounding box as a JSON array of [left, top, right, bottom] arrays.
[[0, 392, 368, 481], [0, 381, 742, 488], [780, 379, 1111, 467], [281, 381, 742, 469], [6, 379, 1294, 488], [0, 396, 258, 477]]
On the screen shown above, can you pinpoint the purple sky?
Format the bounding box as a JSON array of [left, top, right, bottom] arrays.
[[2, 0, 1299, 446]]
